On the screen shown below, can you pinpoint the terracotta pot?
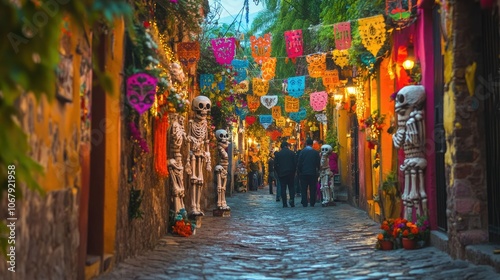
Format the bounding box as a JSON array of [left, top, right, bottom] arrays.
[[379, 240, 393, 251], [402, 238, 416, 250]]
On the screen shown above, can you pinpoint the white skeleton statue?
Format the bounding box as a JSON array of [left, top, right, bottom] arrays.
[[392, 85, 427, 220], [186, 96, 212, 216], [168, 113, 187, 214], [319, 144, 334, 206], [214, 129, 231, 210]]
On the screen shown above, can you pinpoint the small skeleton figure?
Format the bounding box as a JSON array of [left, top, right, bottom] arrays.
[[392, 85, 427, 220], [214, 129, 231, 210], [186, 96, 212, 216], [169, 62, 186, 83], [319, 144, 334, 206], [168, 113, 188, 214]]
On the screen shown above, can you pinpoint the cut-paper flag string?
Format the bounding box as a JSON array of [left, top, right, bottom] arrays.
[[261, 58, 276, 80], [284, 29, 303, 61], [259, 115, 273, 129], [310, 91, 328, 111], [260, 95, 278, 109], [289, 108, 307, 122], [358, 15, 387, 57], [177, 42, 200, 71], [334, 22, 351, 50], [306, 53, 326, 78], [285, 96, 300, 113], [247, 95, 261, 112], [252, 78, 270, 96], [287, 76, 306, 98], [250, 33, 272, 64], [126, 72, 158, 115], [211, 37, 236, 65], [231, 59, 249, 83], [272, 106, 282, 120], [199, 74, 214, 90]]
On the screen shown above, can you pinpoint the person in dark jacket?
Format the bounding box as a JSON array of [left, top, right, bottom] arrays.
[[274, 141, 297, 207], [267, 152, 276, 195], [297, 138, 321, 207]]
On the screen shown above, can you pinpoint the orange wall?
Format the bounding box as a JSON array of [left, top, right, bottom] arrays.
[[379, 58, 396, 180]]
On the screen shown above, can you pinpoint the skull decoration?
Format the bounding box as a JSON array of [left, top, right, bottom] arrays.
[[321, 144, 333, 156], [395, 85, 426, 114], [169, 62, 186, 83], [216, 129, 229, 143], [192, 95, 211, 118]]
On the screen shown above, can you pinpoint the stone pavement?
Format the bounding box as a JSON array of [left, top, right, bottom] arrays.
[[98, 189, 500, 280]]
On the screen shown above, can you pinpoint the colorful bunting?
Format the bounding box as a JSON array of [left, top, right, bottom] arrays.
[[287, 76, 306, 98], [247, 95, 260, 112], [260, 95, 278, 109], [284, 29, 303, 61], [267, 130, 282, 141], [245, 115, 257, 126], [332, 49, 350, 68], [306, 53, 327, 78], [252, 78, 269, 96], [199, 74, 214, 90], [289, 108, 307, 122], [322, 69, 340, 92], [235, 106, 249, 119], [275, 117, 286, 127], [231, 59, 249, 83], [126, 73, 158, 114], [282, 127, 293, 136], [284, 96, 300, 113], [177, 42, 200, 72], [211, 37, 236, 65], [272, 106, 282, 120], [334, 22, 351, 50], [259, 115, 273, 129], [310, 91, 329, 111], [358, 15, 387, 57], [250, 33, 272, 64], [261, 57, 277, 80]]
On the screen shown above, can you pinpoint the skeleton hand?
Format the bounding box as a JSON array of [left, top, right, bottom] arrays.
[[185, 162, 192, 175], [393, 128, 405, 148]]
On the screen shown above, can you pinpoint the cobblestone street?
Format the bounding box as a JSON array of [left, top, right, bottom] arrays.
[[99, 189, 500, 280]]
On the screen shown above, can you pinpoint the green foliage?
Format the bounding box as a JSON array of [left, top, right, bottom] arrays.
[[0, 0, 132, 257], [381, 170, 399, 196]]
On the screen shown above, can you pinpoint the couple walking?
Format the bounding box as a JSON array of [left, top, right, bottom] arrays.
[[274, 139, 320, 208]]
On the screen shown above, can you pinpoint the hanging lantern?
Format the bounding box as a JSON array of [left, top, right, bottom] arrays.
[[250, 33, 272, 64], [306, 53, 326, 78], [310, 91, 328, 111], [252, 78, 269, 96], [247, 95, 261, 112], [284, 29, 303, 62], [260, 95, 278, 109], [333, 22, 351, 50], [126, 72, 158, 115], [284, 96, 300, 113], [287, 76, 306, 98], [261, 57, 277, 80], [332, 49, 350, 69], [358, 14, 387, 57], [231, 59, 249, 83], [322, 69, 340, 92], [177, 42, 200, 72], [211, 37, 236, 65], [199, 74, 215, 90], [272, 106, 282, 120]]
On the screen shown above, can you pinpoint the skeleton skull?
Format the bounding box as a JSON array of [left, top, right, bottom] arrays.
[[192, 95, 211, 118], [395, 85, 426, 114], [216, 129, 229, 142], [321, 144, 333, 155]]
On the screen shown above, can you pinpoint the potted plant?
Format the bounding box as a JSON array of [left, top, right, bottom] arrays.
[[416, 215, 430, 248], [376, 219, 397, 250], [394, 218, 420, 250]]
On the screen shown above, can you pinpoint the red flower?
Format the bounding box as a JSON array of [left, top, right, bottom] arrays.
[[143, 21, 150, 28]]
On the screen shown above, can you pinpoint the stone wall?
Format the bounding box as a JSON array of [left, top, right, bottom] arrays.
[[0, 187, 79, 280], [444, 0, 489, 259]]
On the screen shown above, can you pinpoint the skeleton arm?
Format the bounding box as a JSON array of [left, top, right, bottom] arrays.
[[185, 120, 192, 175], [405, 111, 424, 147], [205, 133, 212, 172]]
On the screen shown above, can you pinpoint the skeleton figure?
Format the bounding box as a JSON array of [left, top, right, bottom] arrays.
[[215, 129, 231, 210], [186, 96, 212, 216], [392, 85, 427, 220], [319, 144, 334, 206], [168, 113, 187, 213]]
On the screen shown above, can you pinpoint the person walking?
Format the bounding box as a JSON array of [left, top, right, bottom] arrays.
[[297, 138, 321, 207], [274, 141, 297, 207], [273, 151, 282, 202], [267, 152, 276, 195]]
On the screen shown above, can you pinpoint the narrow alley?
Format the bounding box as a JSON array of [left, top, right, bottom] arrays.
[[98, 189, 500, 280]]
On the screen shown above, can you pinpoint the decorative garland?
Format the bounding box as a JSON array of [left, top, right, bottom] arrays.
[[154, 114, 169, 177], [129, 121, 150, 153]]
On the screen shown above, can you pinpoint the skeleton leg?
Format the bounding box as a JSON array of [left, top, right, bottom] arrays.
[[418, 169, 427, 217], [403, 169, 412, 220], [221, 169, 229, 209], [215, 165, 223, 208]]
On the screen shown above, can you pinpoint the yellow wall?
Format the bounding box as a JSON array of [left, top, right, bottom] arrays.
[[103, 19, 125, 255], [338, 110, 349, 186]]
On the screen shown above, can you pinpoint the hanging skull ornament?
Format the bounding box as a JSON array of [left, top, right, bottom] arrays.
[[216, 129, 229, 143], [321, 144, 333, 156], [192, 95, 211, 119]]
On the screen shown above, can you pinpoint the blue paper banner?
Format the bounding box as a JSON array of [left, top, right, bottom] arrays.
[[287, 76, 306, 98], [231, 59, 249, 83], [200, 74, 214, 90]]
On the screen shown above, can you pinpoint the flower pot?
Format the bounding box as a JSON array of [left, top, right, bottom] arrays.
[[402, 238, 416, 250], [379, 240, 393, 250]]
